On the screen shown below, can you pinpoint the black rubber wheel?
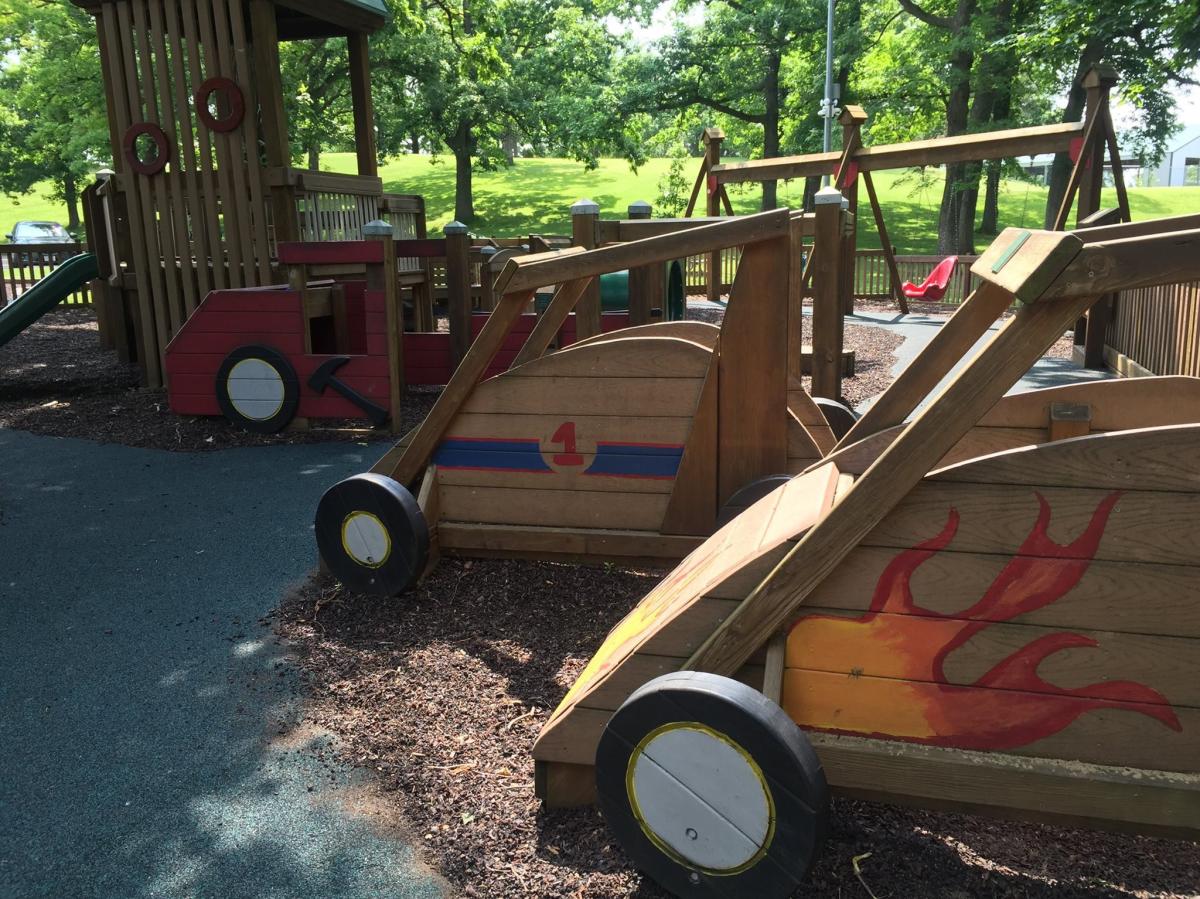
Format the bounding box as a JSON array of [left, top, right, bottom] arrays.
[[315, 473, 430, 595], [717, 475, 793, 527], [214, 345, 300, 434], [596, 671, 829, 898], [812, 397, 859, 441]]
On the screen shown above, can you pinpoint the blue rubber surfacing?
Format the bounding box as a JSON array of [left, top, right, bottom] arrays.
[[0, 430, 446, 899]]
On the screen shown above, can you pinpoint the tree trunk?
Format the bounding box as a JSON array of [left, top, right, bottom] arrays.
[[451, 121, 475, 223], [63, 172, 80, 233], [1044, 42, 1104, 228], [410, 133, 421, 154], [981, 160, 1002, 233], [935, 1, 976, 254], [307, 143, 320, 171], [802, 176, 821, 211], [760, 51, 782, 210], [980, 85, 1013, 235]]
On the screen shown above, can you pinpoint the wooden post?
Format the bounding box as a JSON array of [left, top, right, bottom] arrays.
[[445, 221, 472, 366], [365, 220, 403, 432], [1079, 65, 1119, 369], [838, 108, 866, 316], [347, 33, 378, 178], [788, 213, 806, 380], [626, 200, 658, 326], [812, 187, 845, 400], [571, 199, 601, 338], [703, 129, 724, 303], [249, 0, 297, 245]]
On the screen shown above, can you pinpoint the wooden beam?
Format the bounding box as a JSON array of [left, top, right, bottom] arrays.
[[1044, 228, 1200, 299], [861, 172, 908, 314], [386, 287, 537, 486], [704, 130, 724, 303], [712, 122, 1085, 184], [347, 33, 378, 177], [511, 277, 593, 367], [835, 281, 1015, 448], [615, 217, 723, 240], [500, 209, 790, 296]]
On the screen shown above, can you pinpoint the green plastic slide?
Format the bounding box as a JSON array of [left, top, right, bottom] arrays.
[[0, 253, 99, 350]]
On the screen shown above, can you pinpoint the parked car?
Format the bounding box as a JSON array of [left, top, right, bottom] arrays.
[[7, 221, 73, 244], [5, 221, 75, 266]]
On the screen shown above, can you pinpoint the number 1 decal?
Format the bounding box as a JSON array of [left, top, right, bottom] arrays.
[[550, 421, 585, 466]]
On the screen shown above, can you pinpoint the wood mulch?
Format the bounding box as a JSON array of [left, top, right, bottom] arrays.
[[276, 564, 1200, 899], [0, 307, 433, 451]]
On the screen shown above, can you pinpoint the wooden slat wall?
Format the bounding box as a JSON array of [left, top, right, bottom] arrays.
[[0, 244, 91, 307], [1107, 280, 1200, 377], [96, 0, 274, 385]]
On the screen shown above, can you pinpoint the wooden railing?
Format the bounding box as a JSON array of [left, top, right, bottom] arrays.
[[0, 242, 91, 308], [1107, 279, 1200, 376]]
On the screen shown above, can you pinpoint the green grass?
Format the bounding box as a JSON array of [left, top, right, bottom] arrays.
[[0, 191, 73, 241], [5, 152, 1198, 254]]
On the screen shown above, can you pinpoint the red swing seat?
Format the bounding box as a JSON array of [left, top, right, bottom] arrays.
[[902, 255, 958, 301]]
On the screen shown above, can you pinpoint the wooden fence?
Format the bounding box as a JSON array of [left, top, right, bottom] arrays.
[[0, 242, 91, 308], [679, 248, 980, 304], [1107, 280, 1200, 376]]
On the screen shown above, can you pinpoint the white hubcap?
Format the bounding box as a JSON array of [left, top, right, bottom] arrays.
[[341, 511, 391, 568], [629, 723, 773, 873], [226, 357, 285, 421]]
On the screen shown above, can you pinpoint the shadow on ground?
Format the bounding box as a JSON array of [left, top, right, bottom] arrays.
[[0, 430, 444, 898]]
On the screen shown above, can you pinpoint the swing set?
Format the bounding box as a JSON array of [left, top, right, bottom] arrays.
[[691, 65, 1130, 344]]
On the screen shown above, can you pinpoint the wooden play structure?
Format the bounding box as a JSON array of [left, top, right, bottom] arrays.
[[69, 0, 424, 388], [162, 205, 692, 433], [693, 66, 1129, 363], [313, 209, 866, 594], [529, 215, 1200, 896]]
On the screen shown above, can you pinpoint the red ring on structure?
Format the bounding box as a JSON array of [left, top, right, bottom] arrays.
[[195, 77, 245, 132], [123, 122, 172, 176]]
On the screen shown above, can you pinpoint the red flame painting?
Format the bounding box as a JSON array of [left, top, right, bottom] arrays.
[[786, 491, 1181, 750]]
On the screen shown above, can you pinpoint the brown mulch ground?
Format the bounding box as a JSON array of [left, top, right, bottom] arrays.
[[277, 564, 1200, 899], [0, 307, 434, 450]]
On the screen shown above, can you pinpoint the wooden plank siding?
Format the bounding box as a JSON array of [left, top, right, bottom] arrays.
[[1106, 279, 1200, 377]]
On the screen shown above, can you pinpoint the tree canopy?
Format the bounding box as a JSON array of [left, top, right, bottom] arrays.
[[1, 0, 1198, 239]]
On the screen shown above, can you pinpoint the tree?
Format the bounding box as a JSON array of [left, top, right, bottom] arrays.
[[620, 0, 826, 209], [0, 0, 110, 232], [1030, 0, 1200, 227], [373, 0, 643, 223], [281, 38, 354, 171]]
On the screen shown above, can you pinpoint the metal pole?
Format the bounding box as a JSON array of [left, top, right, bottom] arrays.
[[822, 0, 835, 184]]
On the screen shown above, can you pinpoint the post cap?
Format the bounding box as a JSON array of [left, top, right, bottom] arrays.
[[628, 200, 652, 216], [571, 199, 600, 216], [814, 187, 844, 206], [480, 245, 498, 256], [95, 168, 116, 177], [443, 221, 469, 235], [363, 219, 394, 237]]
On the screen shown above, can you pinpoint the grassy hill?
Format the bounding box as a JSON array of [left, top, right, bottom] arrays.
[[3, 153, 1197, 255]]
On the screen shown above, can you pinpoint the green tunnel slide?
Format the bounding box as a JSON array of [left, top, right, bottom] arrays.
[[0, 253, 99, 350], [536, 260, 686, 321]]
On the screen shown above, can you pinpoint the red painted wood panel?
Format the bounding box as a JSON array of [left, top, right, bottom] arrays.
[[277, 241, 384, 265]]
